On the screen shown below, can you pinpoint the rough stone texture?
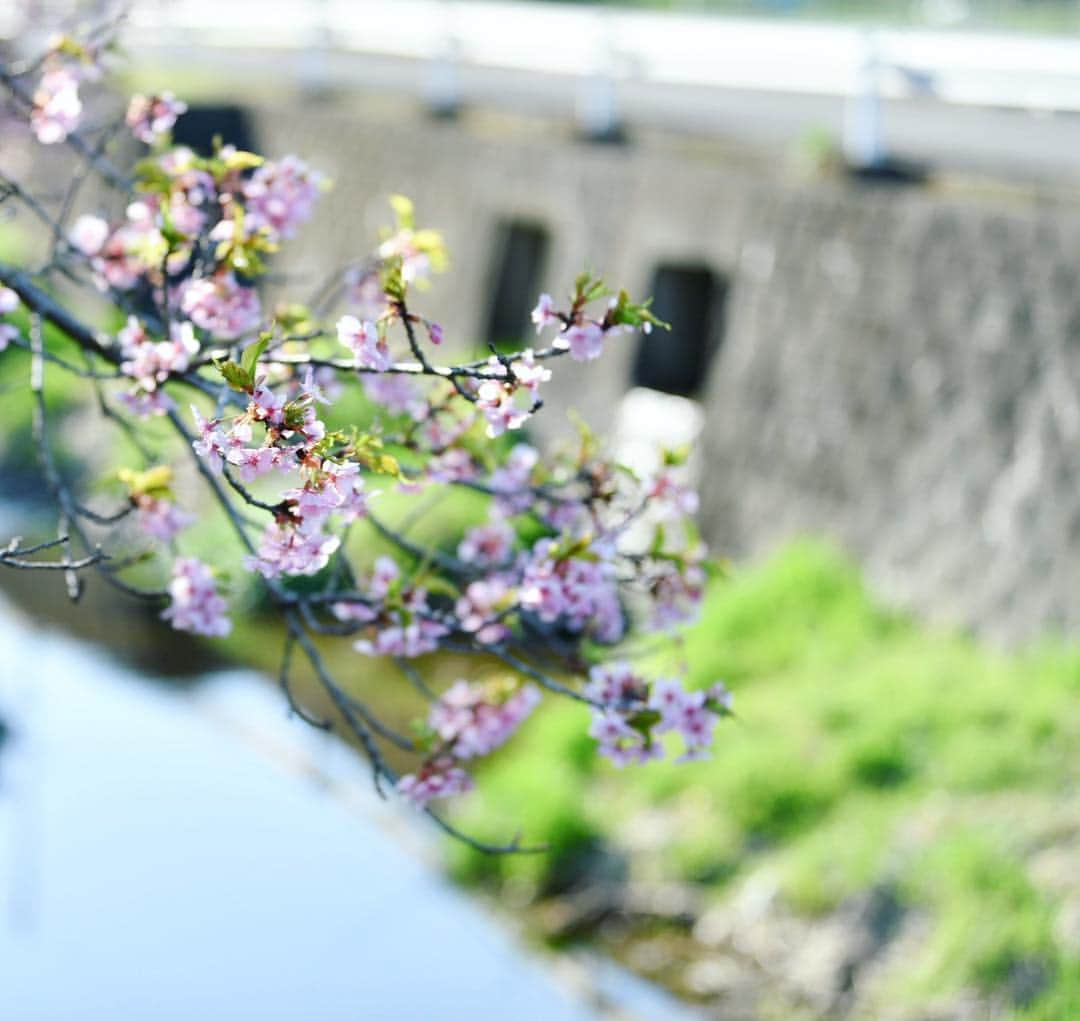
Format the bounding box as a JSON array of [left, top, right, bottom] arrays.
[[178, 99, 1080, 641], [697, 182, 1080, 643]]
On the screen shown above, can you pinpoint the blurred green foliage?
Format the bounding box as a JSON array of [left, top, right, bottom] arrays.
[[448, 541, 1080, 1017]]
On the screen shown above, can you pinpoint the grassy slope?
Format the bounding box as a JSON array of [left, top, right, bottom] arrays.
[[448, 541, 1080, 1018]]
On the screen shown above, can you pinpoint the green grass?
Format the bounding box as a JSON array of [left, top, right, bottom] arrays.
[[447, 540, 1080, 1017]]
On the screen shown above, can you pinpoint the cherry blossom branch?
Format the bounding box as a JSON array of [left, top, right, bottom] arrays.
[[277, 630, 333, 730], [0, 32, 720, 847], [0, 535, 105, 571], [0, 63, 132, 191]]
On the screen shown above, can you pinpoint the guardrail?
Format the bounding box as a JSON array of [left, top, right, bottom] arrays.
[[7, 1, 1080, 171], [116, 0, 1080, 113]]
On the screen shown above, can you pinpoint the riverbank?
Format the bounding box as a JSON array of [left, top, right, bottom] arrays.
[[447, 542, 1080, 1020]]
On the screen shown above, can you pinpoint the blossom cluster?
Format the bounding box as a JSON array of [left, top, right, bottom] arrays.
[[161, 557, 231, 637], [0, 287, 21, 351], [333, 557, 450, 658], [397, 680, 540, 805], [126, 92, 187, 145], [188, 369, 375, 583], [585, 662, 733, 766], [134, 494, 194, 543], [31, 67, 83, 145], [520, 536, 624, 643], [531, 281, 657, 364], [5, 43, 727, 821]]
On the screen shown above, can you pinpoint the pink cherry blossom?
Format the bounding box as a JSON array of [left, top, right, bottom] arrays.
[[396, 757, 474, 807], [559, 322, 605, 362], [31, 68, 82, 144], [134, 495, 194, 542], [281, 460, 369, 526], [161, 557, 231, 637], [530, 292, 559, 334], [588, 710, 636, 745], [588, 708, 662, 768], [585, 661, 647, 708], [297, 367, 331, 406], [227, 445, 282, 483], [331, 600, 378, 625], [648, 677, 691, 728], [68, 214, 109, 256], [117, 387, 174, 418], [324, 461, 371, 522], [427, 448, 478, 484], [190, 405, 232, 473], [475, 377, 532, 438], [126, 92, 187, 144], [337, 315, 391, 370], [291, 403, 326, 446], [584, 667, 728, 766], [454, 576, 515, 644], [672, 698, 716, 762], [353, 614, 450, 659], [421, 413, 471, 451], [0, 287, 19, 349], [540, 500, 590, 535], [458, 518, 515, 567], [119, 318, 199, 390], [370, 555, 401, 598], [488, 443, 538, 513], [648, 470, 700, 518], [520, 538, 624, 642], [342, 266, 387, 320], [650, 560, 706, 630], [250, 381, 286, 428], [707, 681, 734, 713], [89, 214, 156, 291], [511, 348, 551, 393], [378, 231, 431, 285], [243, 520, 341, 579], [243, 155, 324, 241], [178, 273, 262, 340], [429, 681, 540, 759], [363, 374, 427, 420], [339, 558, 451, 658]]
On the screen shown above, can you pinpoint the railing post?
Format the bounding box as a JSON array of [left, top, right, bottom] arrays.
[[843, 30, 885, 171], [576, 11, 623, 142]]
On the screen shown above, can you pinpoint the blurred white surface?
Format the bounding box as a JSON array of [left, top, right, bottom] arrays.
[[113, 1, 1080, 112]]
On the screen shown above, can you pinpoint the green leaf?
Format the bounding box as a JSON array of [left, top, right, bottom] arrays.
[[662, 444, 691, 468], [213, 358, 253, 393], [380, 259, 406, 303], [389, 194, 415, 231], [132, 157, 172, 195], [421, 575, 461, 600], [222, 149, 264, 172], [627, 709, 662, 735], [241, 335, 269, 380], [117, 465, 174, 500]]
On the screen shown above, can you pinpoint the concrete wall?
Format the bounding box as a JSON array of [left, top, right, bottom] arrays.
[[699, 183, 1080, 642], [250, 99, 1080, 642]]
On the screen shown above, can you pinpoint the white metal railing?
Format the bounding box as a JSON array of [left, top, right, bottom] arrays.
[[111, 0, 1080, 113]]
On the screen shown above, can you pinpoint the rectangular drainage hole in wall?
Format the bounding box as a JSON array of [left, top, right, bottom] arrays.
[[171, 105, 258, 157], [483, 220, 550, 351], [632, 263, 727, 398]]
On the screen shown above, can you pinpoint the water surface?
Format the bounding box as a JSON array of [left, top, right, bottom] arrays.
[[0, 596, 598, 1020]]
